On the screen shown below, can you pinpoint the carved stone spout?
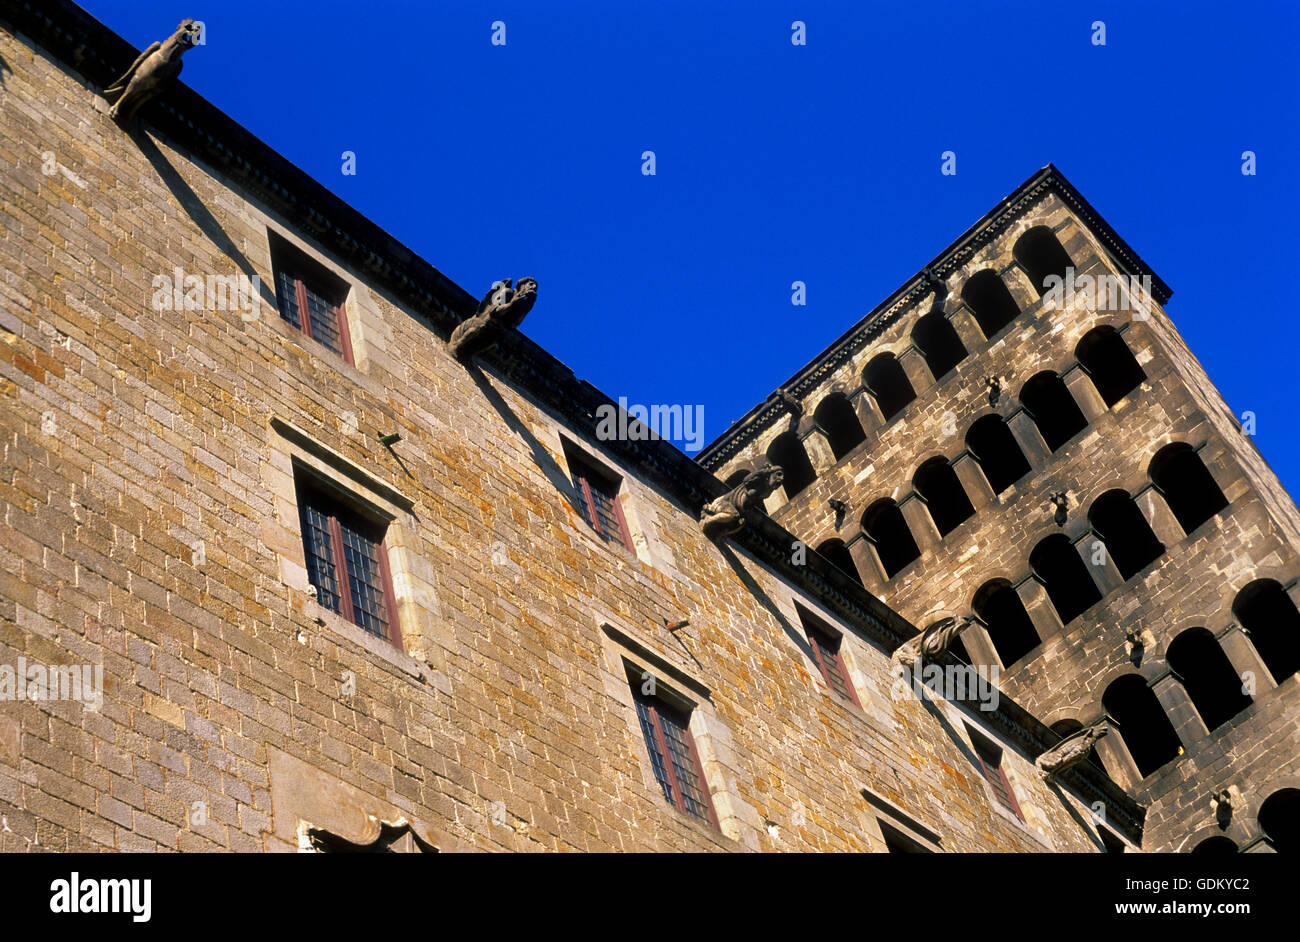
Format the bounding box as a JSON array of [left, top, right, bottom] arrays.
[[700, 465, 785, 541], [447, 277, 538, 363], [103, 19, 202, 123], [891, 614, 969, 670], [1036, 721, 1108, 783]]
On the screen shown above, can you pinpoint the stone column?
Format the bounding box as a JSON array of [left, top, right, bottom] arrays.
[[1015, 578, 1063, 643], [801, 428, 838, 476], [1218, 624, 1277, 694], [1093, 719, 1143, 791], [897, 347, 935, 397], [1063, 368, 1108, 423], [959, 622, 1003, 672], [953, 453, 996, 511], [949, 307, 987, 350], [1008, 411, 1052, 465], [846, 533, 886, 594], [852, 388, 883, 436], [899, 495, 941, 552], [1002, 266, 1039, 310], [1152, 671, 1210, 752], [1135, 487, 1186, 548], [1079, 536, 1125, 595]]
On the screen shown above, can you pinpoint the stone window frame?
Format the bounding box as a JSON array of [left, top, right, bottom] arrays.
[[263, 416, 445, 683], [595, 616, 755, 848], [555, 435, 657, 567], [794, 602, 866, 712], [956, 717, 1054, 848], [861, 787, 943, 853]]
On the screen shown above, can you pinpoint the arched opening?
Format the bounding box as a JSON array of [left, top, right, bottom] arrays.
[[766, 432, 816, 501], [1102, 675, 1182, 777], [1232, 579, 1300, 684], [1049, 719, 1104, 772], [1191, 836, 1238, 855], [1087, 489, 1165, 580], [965, 415, 1031, 494], [1166, 628, 1252, 732], [863, 354, 916, 421], [723, 468, 750, 489], [1259, 788, 1300, 852], [817, 538, 863, 587], [1075, 326, 1146, 407], [813, 393, 866, 461], [912, 310, 966, 380], [961, 270, 1021, 339], [973, 579, 1040, 666], [1019, 371, 1088, 451], [1013, 226, 1073, 297], [862, 499, 920, 579], [1030, 534, 1102, 625], [913, 457, 975, 537], [1149, 443, 1228, 534]]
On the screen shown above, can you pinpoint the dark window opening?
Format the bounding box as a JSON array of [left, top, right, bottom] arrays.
[[1075, 326, 1146, 407], [723, 468, 750, 489], [1232, 579, 1300, 684], [965, 415, 1031, 494], [813, 393, 866, 461], [880, 821, 932, 853], [1166, 628, 1252, 732], [862, 499, 920, 578], [912, 310, 967, 380], [1019, 371, 1087, 452], [913, 457, 975, 537], [799, 608, 860, 706], [567, 451, 635, 553], [969, 732, 1024, 822], [1013, 226, 1073, 297], [1149, 443, 1228, 534], [632, 684, 717, 828], [864, 353, 916, 421], [767, 431, 817, 500], [1088, 489, 1164, 580], [817, 539, 863, 587], [1030, 534, 1102, 625], [1190, 836, 1238, 855], [1258, 788, 1300, 852], [1102, 675, 1182, 777], [271, 234, 352, 362], [296, 476, 400, 646], [961, 270, 1020, 339], [1098, 827, 1127, 853], [973, 579, 1040, 666]]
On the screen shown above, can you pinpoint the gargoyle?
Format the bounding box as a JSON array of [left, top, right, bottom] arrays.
[[1036, 721, 1108, 783], [103, 19, 202, 124], [447, 277, 537, 363], [891, 614, 969, 670], [1210, 786, 1242, 828], [700, 465, 785, 541]]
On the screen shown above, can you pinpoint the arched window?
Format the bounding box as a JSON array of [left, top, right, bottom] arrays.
[[913, 457, 975, 537], [1166, 628, 1252, 732], [1102, 675, 1182, 777], [813, 393, 866, 461], [965, 415, 1031, 494], [864, 354, 916, 421], [1030, 534, 1101, 624], [1087, 489, 1164, 580], [1232, 579, 1300, 684], [912, 310, 966, 380], [1013, 226, 1073, 297], [862, 499, 920, 578], [973, 579, 1040, 666], [1259, 788, 1300, 852], [817, 538, 863, 587], [1075, 326, 1146, 407], [1191, 836, 1238, 855], [961, 270, 1020, 339], [1049, 720, 1103, 772], [1019, 371, 1088, 451], [1149, 443, 1228, 534], [766, 432, 816, 500]]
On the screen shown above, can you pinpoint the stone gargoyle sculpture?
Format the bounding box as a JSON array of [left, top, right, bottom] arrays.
[[1210, 786, 1242, 828], [1035, 721, 1108, 783], [891, 614, 969, 670], [447, 277, 538, 363], [699, 465, 785, 541], [103, 19, 202, 123]]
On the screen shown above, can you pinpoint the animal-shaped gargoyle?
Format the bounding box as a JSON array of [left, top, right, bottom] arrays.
[[447, 277, 538, 363], [699, 465, 785, 541], [102, 19, 202, 124], [1036, 721, 1108, 783], [891, 614, 969, 671]]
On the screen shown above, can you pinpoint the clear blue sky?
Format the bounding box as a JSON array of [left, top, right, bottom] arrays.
[[80, 0, 1300, 494]]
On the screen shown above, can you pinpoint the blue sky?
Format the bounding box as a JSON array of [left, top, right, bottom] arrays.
[[80, 0, 1300, 493]]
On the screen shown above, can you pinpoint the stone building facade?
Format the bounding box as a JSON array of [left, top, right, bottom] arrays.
[[700, 167, 1300, 852], [0, 2, 1266, 854]]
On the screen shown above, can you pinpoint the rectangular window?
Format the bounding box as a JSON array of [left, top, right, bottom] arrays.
[[567, 451, 634, 553], [632, 686, 717, 828], [971, 735, 1024, 821], [297, 477, 401, 647], [271, 235, 353, 363], [799, 608, 860, 706]]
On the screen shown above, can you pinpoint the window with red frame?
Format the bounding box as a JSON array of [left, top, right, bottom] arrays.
[[632, 684, 718, 828], [567, 451, 634, 553], [271, 236, 354, 363], [970, 733, 1024, 821], [296, 476, 401, 648], [799, 608, 860, 706]]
